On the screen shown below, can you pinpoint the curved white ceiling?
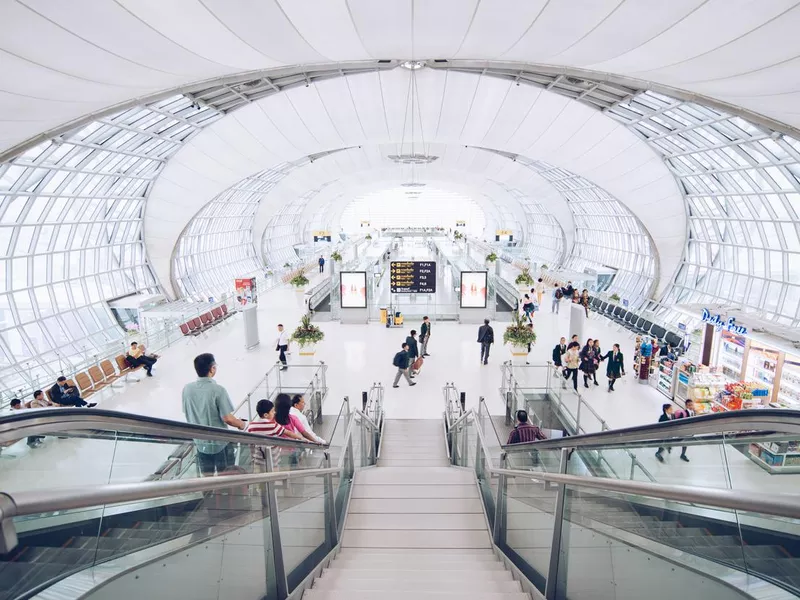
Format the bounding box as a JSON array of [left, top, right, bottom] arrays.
[[2, 0, 800, 158], [144, 68, 683, 296]]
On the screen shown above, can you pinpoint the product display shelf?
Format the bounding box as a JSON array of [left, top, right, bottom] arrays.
[[656, 358, 674, 399], [747, 441, 800, 474], [777, 356, 800, 409], [720, 336, 745, 382]]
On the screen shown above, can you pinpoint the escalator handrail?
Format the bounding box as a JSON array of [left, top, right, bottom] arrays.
[[0, 408, 327, 450], [488, 466, 800, 521], [501, 408, 800, 452], [0, 466, 340, 550]]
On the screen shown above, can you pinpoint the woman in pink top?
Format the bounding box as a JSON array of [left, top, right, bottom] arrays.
[[274, 393, 318, 443]]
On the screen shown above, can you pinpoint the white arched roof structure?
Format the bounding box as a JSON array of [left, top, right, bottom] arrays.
[[3, 0, 800, 159], [144, 68, 683, 296]]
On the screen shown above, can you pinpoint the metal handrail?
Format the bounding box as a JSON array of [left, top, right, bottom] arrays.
[[503, 408, 800, 453], [464, 406, 800, 521], [0, 467, 338, 520], [0, 409, 327, 450], [488, 466, 800, 521]]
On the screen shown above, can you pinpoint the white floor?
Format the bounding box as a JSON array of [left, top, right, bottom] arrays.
[[3, 274, 800, 498]]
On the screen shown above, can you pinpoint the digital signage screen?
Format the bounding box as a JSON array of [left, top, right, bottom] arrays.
[[390, 261, 436, 293], [460, 272, 488, 309], [340, 272, 367, 308]]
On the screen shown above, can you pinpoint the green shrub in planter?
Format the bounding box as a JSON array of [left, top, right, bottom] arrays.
[[453, 231, 463, 240], [283, 262, 291, 268], [485, 252, 498, 263], [291, 313, 325, 347], [331, 251, 342, 262], [541, 264, 548, 270], [609, 293, 621, 302], [365, 234, 372, 240], [504, 311, 537, 347], [290, 273, 310, 287], [515, 271, 534, 286]]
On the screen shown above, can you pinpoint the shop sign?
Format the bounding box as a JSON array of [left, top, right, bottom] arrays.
[[701, 308, 747, 335]]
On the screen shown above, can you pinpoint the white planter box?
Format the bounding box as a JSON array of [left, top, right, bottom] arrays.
[[298, 343, 317, 357], [509, 344, 529, 365]]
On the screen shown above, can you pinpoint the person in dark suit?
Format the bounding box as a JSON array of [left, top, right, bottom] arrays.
[[600, 344, 624, 392], [552, 337, 567, 374], [318, 255, 325, 273], [655, 403, 674, 462], [405, 330, 420, 377], [477, 319, 494, 365], [420, 316, 431, 357], [49, 376, 92, 407]]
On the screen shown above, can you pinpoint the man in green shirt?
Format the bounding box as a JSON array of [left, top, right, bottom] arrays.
[[182, 353, 246, 475]]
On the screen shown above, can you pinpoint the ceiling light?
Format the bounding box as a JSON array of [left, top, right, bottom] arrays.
[[401, 182, 426, 188], [400, 60, 425, 70], [388, 154, 439, 165]]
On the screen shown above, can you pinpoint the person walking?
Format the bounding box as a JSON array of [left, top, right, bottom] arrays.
[[563, 344, 580, 391], [579, 338, 597, 388], [580, 289, 590, 318], [552, 337, 567, 376], [275, 324, 290, 371], [535, 278, 545, 305], [592, 339, 602, 385], [525, 323, 534, 365], [392, 343, 416, 388], [182, 353, 246, 476], [675, 399, 696, 462], [477, 319, 494, 365], [655, 403, 675, 463], [420, 316, 431, 357], [521, 294, 534, 324], [318, 255, 325, 273], [406, 330, 420, 376], [551, 286, 562, 314], [600, 344, 624, 392]]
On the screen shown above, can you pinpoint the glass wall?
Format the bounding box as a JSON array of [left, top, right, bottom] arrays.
[[0, 95, 220, 395], [514, 157, 657, 303], [173, 162, 299, 300], [607, 91, 800, 326]]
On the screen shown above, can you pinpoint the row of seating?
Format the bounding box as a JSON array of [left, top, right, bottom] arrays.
[[45, 355, 146, 403], [179, 305, 232, 337], [589, 297, 685, 349]]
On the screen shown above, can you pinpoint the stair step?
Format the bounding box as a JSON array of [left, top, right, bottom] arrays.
[[377, 459, 450, 467], [329, 559, 507, 571], [345, 513, 487, 530], [337, 548, 495, 558], [351, 485, 478, 499], [313, 577, 521, 592], [355, 468, 474, 485], [348, 498, 482, 513], [323, 567, 511, 579], [342, 529, 490, 549], [303, 591, 529, 600]]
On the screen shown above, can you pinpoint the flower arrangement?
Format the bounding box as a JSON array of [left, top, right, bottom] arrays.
[[331, 250, 343, 262], [485, 252, 498, 263], [609, 293, 621, 302], [503, 311, 537, 347], [515, 270, 534, 286], [290, 272, 310, 287], [453, 231, 463, 240], [291, 313, 325, 347]]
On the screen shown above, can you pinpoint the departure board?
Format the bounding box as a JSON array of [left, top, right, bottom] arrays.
[[390, 261, 437, 293]]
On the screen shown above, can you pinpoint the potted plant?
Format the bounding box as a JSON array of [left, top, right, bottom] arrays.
[[515, 270, 534, 293], [609, 293, 621, 303], [453, 231, 463, 240], [283, 262, 291, 268], [365, 234, 372, 241], [485, 252, 498, 263], [504, 311, 537, 365], [290, 271, 310, 290], [291, 313, 325, 357], [541, 264, 548, 270], [331, 250, 342, 262]]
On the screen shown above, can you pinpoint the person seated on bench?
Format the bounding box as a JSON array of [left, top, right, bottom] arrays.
[[49, 376, 95, 407], [126, 341, 157, 376]]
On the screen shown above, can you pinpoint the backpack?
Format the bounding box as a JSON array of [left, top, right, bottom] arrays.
[[392, 351, 404, 368], [555, 289, 563, 299]]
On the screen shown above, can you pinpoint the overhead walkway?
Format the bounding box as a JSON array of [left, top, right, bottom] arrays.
[[2, 394, 800, 599]]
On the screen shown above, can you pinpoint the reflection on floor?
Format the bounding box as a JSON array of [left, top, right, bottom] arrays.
[[2, 263, 799, 496]]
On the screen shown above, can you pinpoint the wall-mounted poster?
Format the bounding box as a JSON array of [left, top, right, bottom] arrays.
[[313, 230, 332, 242], [234, 277, 257, 306], [460, 272, 487, 308], [340, 271, 367, 308]]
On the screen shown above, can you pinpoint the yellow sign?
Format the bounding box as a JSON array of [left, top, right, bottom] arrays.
[[312, 230, 331, 236], [496, 229, 513, 236], [455, 220, 466, 227]]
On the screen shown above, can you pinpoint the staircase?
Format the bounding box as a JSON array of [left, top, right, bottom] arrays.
[[303, 419, 530, 599]]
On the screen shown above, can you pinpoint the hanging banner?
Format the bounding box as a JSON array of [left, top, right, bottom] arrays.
[[234, 277, 257, 306]]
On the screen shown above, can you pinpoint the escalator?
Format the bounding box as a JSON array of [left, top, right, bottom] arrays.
[[451, 402, 800, 598]]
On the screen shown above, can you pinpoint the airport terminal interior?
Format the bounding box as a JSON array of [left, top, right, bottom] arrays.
[[3, 2, 800, 599]]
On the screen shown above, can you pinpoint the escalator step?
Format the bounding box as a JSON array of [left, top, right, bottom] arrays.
[[0, 562, 71, 599], [698, 545, 788, 561], [666, 535, 741, 549], [748, 558, 800, 577]]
